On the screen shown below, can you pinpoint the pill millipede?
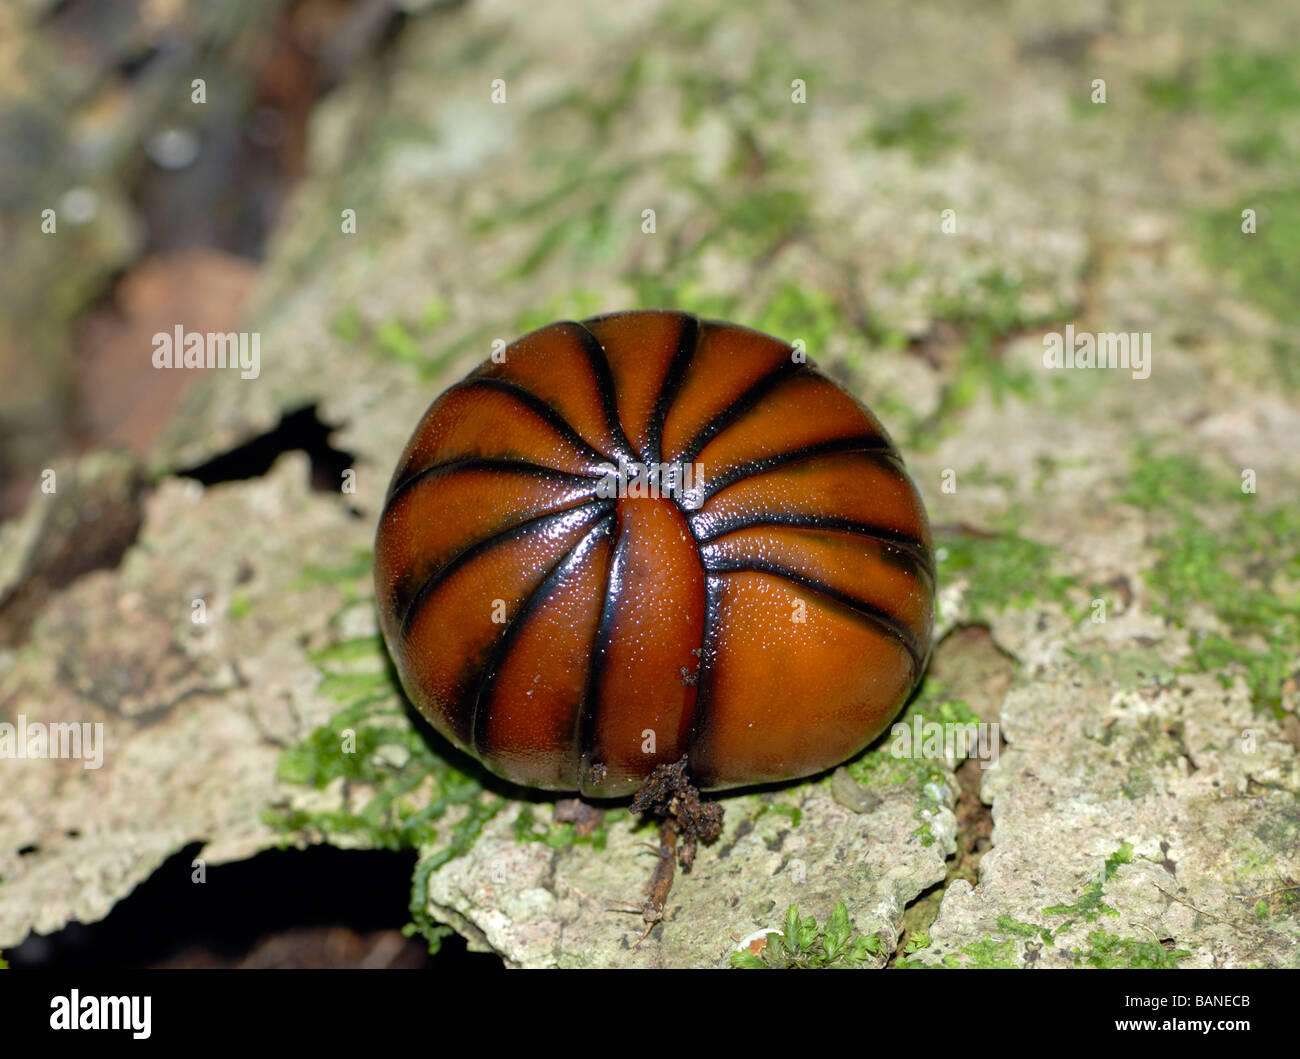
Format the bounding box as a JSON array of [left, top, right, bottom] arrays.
[[374, 309, 935, 802]]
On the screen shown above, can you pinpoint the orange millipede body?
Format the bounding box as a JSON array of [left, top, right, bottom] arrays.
[[376, 310, 934, 797]]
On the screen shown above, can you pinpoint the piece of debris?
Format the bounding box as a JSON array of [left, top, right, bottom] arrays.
[[628, 756, 724, 926], [553, 798, 605, 837]]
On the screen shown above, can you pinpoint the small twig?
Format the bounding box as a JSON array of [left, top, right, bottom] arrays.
[[1232, 884, 1300, 900], [637, 820, 678, 937], [621, 756, 724, 940], [1153, 885, 1242, 930]]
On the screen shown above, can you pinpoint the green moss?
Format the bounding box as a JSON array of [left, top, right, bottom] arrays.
[[926, 697, 980, 728], [902, 932, 931, 955], [269, 626, 504, 950], [1120, 770, 1155, 801], [514, 215, 601, 278], [417, 297, 452, 333], [374, 319, 423, 364], [1119, 444, 1219, 512], [1123, 442, 1300, 716], [514, 289, 609, 334], [307, 635, 386, 667], [1080, 930, 1190, 969], [863, 97, 967, 162], [1252, 813, 1300, 858], [332, 296, 480, 379], [1042, 842, 1132, 923], [1229, 842, 1285, 895], [1251, 885, 1299, 921], [331, 305, 363, 343], [479, 160, 641, 280], [1143, 49, 1300, 169], [955, 936, 1018, 968], [911, 773, 947, 845], [732, 902, 886, 969], [843, 740, 945, 791], [902, 931, 1021, 969], [748, 284, 846, 357], [655, 177, 812, 269], [713, 187, 811, 259], [444, 321, 499, 357], [1146, 49, 1300, 339], [513, 804, 620, 851], [892, 895, 942, 965], [960, 462, 1020, 492], [904, 847, 1175, 968], [509, 163, 639, 229], [369, 314, 461, 379], [841, 679, 985, 798], [1097, 714, 1189, 772], [910, 268, 1070, 447], [1144, 49, 1300, 119], [936, 525, 1075, 622], [752, 800, 803, 828], [296, 549, 373, 588], [228, 592, 252, 620], [268, 689, 499, 852], [838, 691, 955, 846], [494, 53, 818, 299], [997, 914, 1058, 945], [624, 272, 740, 319], [1199, 188, 1300, 329], [534, 56, 647, 135], [406, 797, 507, 953], [674, 38, 804, 131], [1067, 644, 1178, 690]]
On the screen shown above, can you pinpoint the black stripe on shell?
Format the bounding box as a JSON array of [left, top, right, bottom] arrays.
[[700, 557, 926, 674], [694, 512, 934, 581], [469, 512, 618, 758], [644, 313, 701, 466], [398, 499, 614, 637]]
